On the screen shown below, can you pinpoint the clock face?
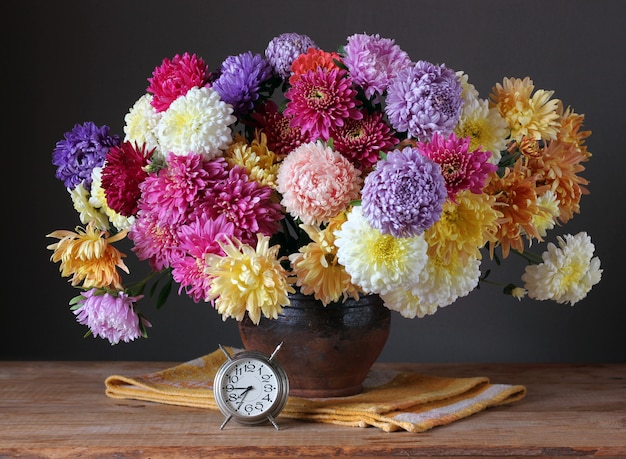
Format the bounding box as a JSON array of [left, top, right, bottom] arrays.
[[214, 352, 289, 426]]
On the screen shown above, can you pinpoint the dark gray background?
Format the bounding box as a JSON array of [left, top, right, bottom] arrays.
[[4, 0, 625, 363]]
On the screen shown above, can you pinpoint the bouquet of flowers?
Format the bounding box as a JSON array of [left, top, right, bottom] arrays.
[[47, 32, 602, 345]]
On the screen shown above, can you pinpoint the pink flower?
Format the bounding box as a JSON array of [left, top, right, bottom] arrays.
[[418, 132, 497, 201], [129, 212, 184, 271], [171, 214, 235, 303], [284, 68, 363, 141], [277, 141, 362, 225], [147, 53, 211, 112]]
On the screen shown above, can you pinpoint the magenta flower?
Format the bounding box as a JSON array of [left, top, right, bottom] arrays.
[[418, 132, 498, 201], [129, 212, 184, 271], [284, 68, 363, 141], [171, 214, 235, 303], [147, 53, 211, 112], [361, 146, 447, 237], [73, 289, 148, 345]]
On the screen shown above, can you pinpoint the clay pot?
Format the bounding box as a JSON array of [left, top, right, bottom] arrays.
[[238, 291, 390, 398]]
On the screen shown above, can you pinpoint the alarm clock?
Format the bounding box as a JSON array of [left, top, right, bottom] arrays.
[[213, 342, 289, 430]]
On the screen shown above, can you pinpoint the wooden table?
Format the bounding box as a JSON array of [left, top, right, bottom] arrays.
[[1, 361, 624, 458]]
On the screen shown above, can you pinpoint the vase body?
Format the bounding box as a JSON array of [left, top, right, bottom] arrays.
[[238, 291, 390, 398]]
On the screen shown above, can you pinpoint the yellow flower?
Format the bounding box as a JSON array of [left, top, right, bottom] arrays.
[[489, 77, 561, 142], [224, 131, 281, 188], [205, 234, 295, 324], [46, 221, 129, 289]]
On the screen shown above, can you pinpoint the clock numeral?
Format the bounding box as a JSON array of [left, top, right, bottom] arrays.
[[260, 373, 273, 382], [262, 394, 273, 402], [226, 375, 239, 384], [263, 383, 275, 392], [244, 362, 256, 372]]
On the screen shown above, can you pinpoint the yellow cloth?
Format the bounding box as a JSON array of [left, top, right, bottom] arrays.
[[105, 347, 526, 433]]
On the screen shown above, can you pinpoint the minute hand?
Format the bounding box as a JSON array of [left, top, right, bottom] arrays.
[[235, 385, 253, 410]]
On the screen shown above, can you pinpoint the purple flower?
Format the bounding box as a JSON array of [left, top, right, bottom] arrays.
[[212, 52, 274, 117], [361, 146, 447, 237], [265, 32, 318, 79], [385, 61, 463, 142], [342, 33, 412, 101], [73, 289, 148, 345], [52, 122, 120, 189]]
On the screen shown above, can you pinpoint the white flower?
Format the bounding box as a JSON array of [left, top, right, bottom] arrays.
[[89, 167, 135, 232], [156, 86, 236, 160], [69, 182, 109, 230], [522, 232, 602, 305], [529, 190, 560, 241], [123, 93, 163, 161], [334, 206, 428, 295]]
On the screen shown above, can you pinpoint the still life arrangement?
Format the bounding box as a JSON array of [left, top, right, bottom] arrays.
[[47, 32, 602, 346]]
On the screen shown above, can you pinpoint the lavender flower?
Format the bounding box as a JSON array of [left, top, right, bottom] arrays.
[[361, 146, 447, 237], [265, 32, 318, 79], [52, 122, 120, 189], [342, 33, 412, 100], [212, 52, 274, 117], [73, 289, 147, 345], [385, 61, 463, 141]]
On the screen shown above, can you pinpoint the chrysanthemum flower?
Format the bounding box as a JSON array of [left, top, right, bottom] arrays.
[[385, 61, 463, 141], [527, 139, 589, 223], [89, 167, 135, 232], [249, 100, 312, 157], [101, 141, 153, 217], [129, 211, 184, 271], [52, 122, 120, 189], [288, 47, 342, 86], [529, 190, 560, 240], [522, 232, 602, 305], [425, 190, 501, 264], [69, 183, 110, 231], [212, 51, 274, 117], [489, 77, 561, 142], [454, 97, 509, 164], [289, 224, 361, 305], [334, 206, 428, 295], [138, 153, 229, 225], [361, 146, 447, 237], [123, 94, 163, 160], [47, 221, 129, 289], [171, 214, 235, 303], [190, 164, 283, 246], [284, 68, 363, 141], [73, 289, 147, 344], [330, 111, 398, 171], [156, 86, 236, 160], [418, 132, 497, 201], [224, 132, 281, 188], [342, 33, 412, 100], [276, 141, 362, 225], [484, 161, 542, 258], [557, 106, 592, 160], [265, 32, 318, 80], [205, 234, 295, 324], [147, 52, 211, 112]]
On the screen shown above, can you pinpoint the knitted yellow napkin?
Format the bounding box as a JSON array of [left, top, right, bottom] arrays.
[[105, 347, 526, 433]]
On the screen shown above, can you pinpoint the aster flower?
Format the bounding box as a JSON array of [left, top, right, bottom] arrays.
[[156, 86, 236, 160], [330, 111, 398, 171], [288, 48, 343, 86], [489, 77, 561, 142], [47, 221, 129, 290], [342, 33, 412, 100], [72, 289, 147, 345], [276, 141, 362, 225], [385, 61, 464, 141], [52, 122, 120, 189], [265, 32, 318, 80], [123, 94, 163, 160], [417, 132, 497, 201], [361, 146, 447, 238], [521, 232, 602, 305], [147, 52, 211, 112], [171, 214, 235, 303], [101, 141, 153, 217], [334, 206, 429, 295], [205, 234, 295, 325], [212, 51, 274, 117], [284, 67, 363, 141], [248, 100, 313, 157]]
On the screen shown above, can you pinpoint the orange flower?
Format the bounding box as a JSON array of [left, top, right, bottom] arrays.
[[47, 221, 129, 289], [289, 48, 342, 86], [557, 106, 592, 161]]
